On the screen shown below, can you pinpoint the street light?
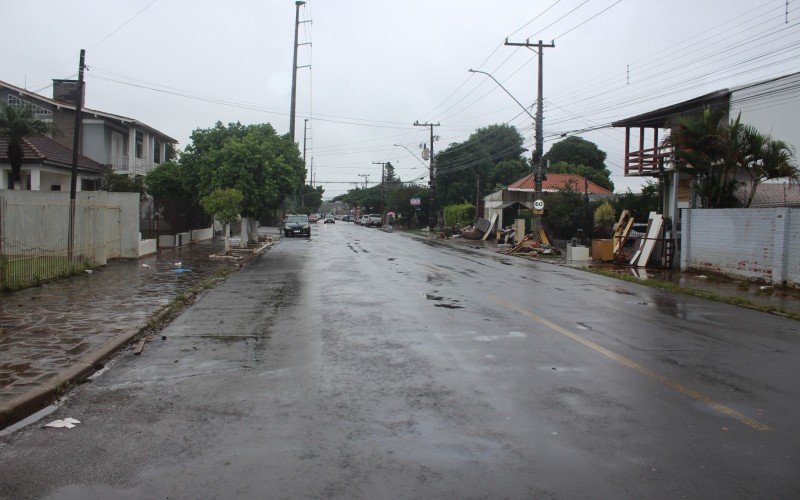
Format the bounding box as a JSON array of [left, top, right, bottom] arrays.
[[468, 69, 535, 121]]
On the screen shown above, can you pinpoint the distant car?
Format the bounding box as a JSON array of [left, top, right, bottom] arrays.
[[365, 214, 382, 228], [308, 214, 319, 223], [324, 215, 335, 224], [359, 215, 369, 226], [284, 214, 311, 238]]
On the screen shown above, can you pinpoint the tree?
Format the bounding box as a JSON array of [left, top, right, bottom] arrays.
[[612, 182, 658, 223], [548, 161, 614, 192], [145, 160, 209, 231], [201, 188, 243, 255], [0, 103, 53, 189], [435, 124, 527, 207], [543, 136, 608, 173], [103, 170, 146, 199], [490, 158, 529, 189], [593, 201, 616, 237], [181, 121, 305, 243], [664, 109, 798, 208]]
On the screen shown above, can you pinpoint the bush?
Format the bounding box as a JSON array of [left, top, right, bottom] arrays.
[[443, 203, 476, 227]]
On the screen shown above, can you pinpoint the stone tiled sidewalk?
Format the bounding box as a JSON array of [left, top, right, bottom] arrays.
[[0, 239, 236, 405]]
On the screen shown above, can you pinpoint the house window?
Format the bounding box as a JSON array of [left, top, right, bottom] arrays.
[[81, 178, 98, 191], [51, 185, 61, 191], [7, 95, 52, 118], [135, 131, 143, 159], [153, 139, 161, 163]]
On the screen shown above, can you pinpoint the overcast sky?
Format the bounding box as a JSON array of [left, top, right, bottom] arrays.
[[3, 0, 798, 197]]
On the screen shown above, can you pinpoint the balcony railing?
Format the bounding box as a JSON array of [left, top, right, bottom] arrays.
[[624, 145, 673, 176], [109, 156, 159, 176]]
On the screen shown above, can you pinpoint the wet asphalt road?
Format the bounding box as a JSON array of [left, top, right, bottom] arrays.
[[1, 221, 799, 499]]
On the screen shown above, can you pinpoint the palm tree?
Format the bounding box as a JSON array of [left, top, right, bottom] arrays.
[[0, 103, 53, 189], [664, 108, 798, 208]]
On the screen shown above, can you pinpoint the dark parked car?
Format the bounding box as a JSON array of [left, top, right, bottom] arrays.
[[284, 214, 311, 238]]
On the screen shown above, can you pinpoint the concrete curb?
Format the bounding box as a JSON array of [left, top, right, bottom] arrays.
[[0, 326, 143, 429]]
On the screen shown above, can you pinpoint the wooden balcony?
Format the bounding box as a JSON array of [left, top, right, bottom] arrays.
[[623, 126, 672, 177]]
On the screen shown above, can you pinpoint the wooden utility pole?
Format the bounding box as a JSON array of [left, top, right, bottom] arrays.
[[68, 49, 86, 260], [413, 121, 440, 231], [504, 39, 554, 196]]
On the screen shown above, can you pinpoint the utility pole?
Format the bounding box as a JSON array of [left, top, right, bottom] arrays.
[[373, 161, 388, 215], [310, 157, 314, 187], [358, 173, 370, 189], [303, 118, 309, 164], [68, 49, 86, 260], [289, 1, 310, 142], [504, 38, 554, 197], [413, 121, 440, 231]]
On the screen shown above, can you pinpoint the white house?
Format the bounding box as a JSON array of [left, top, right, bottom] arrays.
[[0, 135, 104, 191], [0, 78, 177, 178]]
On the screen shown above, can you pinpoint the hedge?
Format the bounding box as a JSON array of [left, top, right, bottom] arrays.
[[443, 203, 476, 226]]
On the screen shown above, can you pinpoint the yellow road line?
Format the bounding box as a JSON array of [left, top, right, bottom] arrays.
[[489, 295, 772, 432]]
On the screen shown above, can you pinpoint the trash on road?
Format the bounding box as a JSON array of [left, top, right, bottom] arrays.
[[172, 268, 192, 273], [45, 417, 80, 429]]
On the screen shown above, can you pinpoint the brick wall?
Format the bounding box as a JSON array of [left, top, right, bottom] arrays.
[[681, 208, 799, 285]]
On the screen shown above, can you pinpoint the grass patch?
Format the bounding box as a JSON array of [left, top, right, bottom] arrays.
[[1, 255, 92, 291], [584, 267, 800, 321]]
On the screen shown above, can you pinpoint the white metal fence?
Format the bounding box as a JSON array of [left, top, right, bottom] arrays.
[[0, 190, 139, 290]]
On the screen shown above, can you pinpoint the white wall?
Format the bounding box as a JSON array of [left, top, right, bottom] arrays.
[[681, 208, 799, 285], [731, 73, 800, 151]]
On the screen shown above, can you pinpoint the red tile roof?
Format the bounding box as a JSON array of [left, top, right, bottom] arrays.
[[507, 173, 613, 195], [0, 135, 105, 174]]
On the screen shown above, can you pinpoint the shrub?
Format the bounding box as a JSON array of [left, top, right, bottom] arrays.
[[443, 203, 476, 227]]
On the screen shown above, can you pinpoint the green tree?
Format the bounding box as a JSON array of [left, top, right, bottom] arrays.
[[544, 185, 584, 240], [543, 136, 608, 173], [201, 188, 243, 255], [181, 121, 305, 242], [612, 182, 658, 223], [145, 160, 208, 231], [103, 170, 146, 199], [593, 201, 616, 237], [490, 158, 529, 189], [0, 103, 54, 189], [435, 124, 527, 207], [664, 109, 798, 208]]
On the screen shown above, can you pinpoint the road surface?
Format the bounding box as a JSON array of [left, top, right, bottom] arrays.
[[1, 221, 799, 499]]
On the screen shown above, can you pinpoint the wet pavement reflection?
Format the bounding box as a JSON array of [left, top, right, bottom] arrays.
[[0, 240, 235, 403]]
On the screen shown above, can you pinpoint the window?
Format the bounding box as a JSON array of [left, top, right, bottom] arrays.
[[135, 131, 143, 159], [50, 185, 61, 191], [7, 95, 52, 118], [153, 139, 161, 163]]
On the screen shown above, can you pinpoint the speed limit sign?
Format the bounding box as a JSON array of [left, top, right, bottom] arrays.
[[533, 199, 545, 210]]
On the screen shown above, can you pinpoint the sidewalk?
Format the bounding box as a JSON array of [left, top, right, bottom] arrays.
[[0, 230, 280, 428], [404, 231, 800, 318]]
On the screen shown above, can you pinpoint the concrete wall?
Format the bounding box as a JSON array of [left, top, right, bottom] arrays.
[[138, 237, 157, 257], [191, 227, 213, 242], [731, 73, 799, 153], [681, 208, 799, 285]]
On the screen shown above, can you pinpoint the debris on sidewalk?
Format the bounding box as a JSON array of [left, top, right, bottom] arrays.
[[45, 417, 80, 429]]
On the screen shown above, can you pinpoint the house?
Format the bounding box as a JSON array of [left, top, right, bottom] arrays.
[[612, 71, 800, 278], [611, 71, 800, 223], [0, 135, 104, 191], [0, 78, 177, 178], [483, 172, 613, 228]]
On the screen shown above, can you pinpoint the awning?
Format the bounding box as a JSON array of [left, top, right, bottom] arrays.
[[495, 201, 534, 210]]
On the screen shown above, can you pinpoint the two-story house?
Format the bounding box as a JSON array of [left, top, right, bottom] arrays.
[[1, 78, 177, 188]]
